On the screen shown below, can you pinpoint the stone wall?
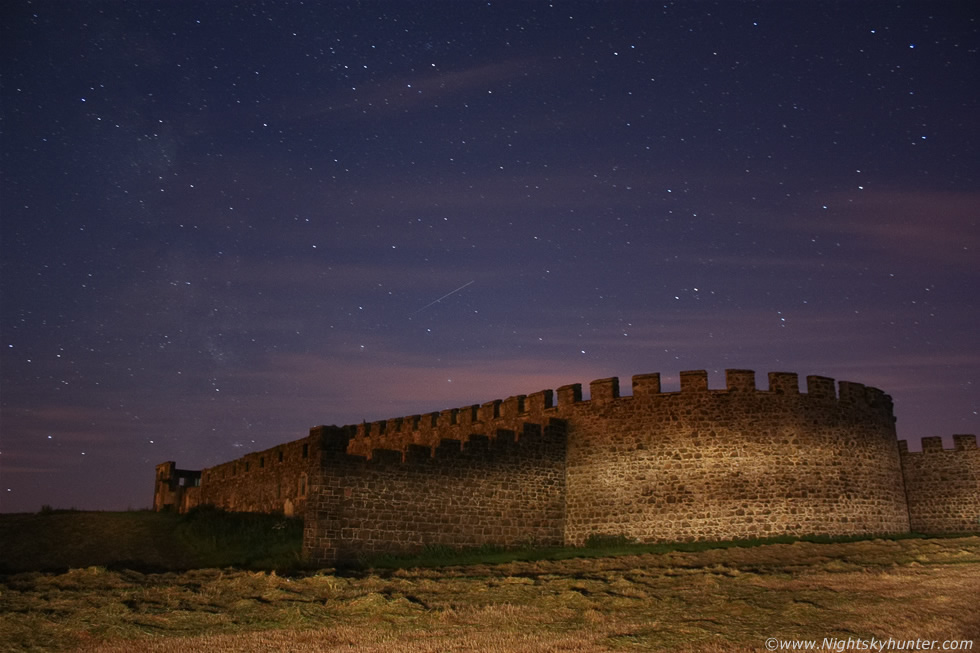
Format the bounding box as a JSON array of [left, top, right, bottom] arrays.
[[195, 434, 319, 517], [899, 434, 980, 533], [153, 462, 201, 513], [154, 368, 979, 566], [303, 421, 567, 566], [343, 389, 559, 456], [298, 368, 912, 563], [560, 370, 910, 545]]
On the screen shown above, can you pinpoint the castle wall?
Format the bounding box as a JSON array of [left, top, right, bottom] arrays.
[[342, 389, 557, 457], [196, 434, 318, 516], [154, 368, 979, 567], [153, 462, 201, 512], [559, 370, 911, 545], [304, 422, 567, 566], [299, 369, 912, 563], [899, 435, 980, 533]]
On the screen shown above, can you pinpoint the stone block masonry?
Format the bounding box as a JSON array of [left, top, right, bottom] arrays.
[[153, 462, 201, 513], [899, 435, 980, 533], [153, 368, 980, 565], [154, 434, 320, 517], [304, 421, 567, 567], [562, 370, 910, 545]]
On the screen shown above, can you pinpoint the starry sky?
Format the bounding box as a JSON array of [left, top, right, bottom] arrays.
[[1, 1, 978, 513]]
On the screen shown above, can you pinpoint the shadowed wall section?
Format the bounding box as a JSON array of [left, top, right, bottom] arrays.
[[304, 421, 567, 566]]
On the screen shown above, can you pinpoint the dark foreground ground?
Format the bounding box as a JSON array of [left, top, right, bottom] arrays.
[[1, 512, 978, 651]]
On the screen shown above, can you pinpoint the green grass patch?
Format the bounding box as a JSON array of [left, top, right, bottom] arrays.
[[0, 510, 189, 573], [174, 505, 304, 570], [2, 508, 973, 575]]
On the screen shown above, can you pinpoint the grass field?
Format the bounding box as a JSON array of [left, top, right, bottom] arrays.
[[0, 508, 304, 573], [1, 511, 978, 651]]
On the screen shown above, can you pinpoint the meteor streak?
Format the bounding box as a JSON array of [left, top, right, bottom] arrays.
[[411, 280, 475, 316]]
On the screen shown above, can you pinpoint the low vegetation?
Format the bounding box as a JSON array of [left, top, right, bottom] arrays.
[[1, 510, 978, 651], [0, 508, 303, 573]]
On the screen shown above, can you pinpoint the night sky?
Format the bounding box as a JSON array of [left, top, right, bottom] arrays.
[[2, 1, 978, 514]]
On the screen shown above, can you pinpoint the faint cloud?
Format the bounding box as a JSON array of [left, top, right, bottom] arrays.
[[816, 190, 979, 265], [285, 57, 546, 121]]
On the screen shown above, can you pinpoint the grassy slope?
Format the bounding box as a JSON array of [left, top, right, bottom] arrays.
[[2, 511, 979, 651], [0, 511, 196, 573], [2, 536, 979, 652], [1, 509, 976, 573], [0, 509, 303, 573]]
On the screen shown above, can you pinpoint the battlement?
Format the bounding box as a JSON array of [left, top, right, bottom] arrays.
[[305, 415, 568, 565], [340, 369, 894, 459], [537, 368, 889, 405], [553, 369, 881, 400], [899, 434, 980, 534], [154, 434, 319, 516], [332, 418, 566, 464], [201, 433, 315, 483], [155, 366, 980, 566], [898, 434, 978, 453]]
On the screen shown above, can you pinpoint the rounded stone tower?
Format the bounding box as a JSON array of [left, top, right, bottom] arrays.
[[558, 369, 910, 545]]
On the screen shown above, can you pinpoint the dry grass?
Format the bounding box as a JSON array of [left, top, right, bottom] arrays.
[[2, 537, 979, 652]]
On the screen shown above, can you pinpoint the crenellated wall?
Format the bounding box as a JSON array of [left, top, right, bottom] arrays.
[[153, 368, 979, 566], [153, 435, 321, 517], [558, 370, 909, 545], [899, 434, 980, 533], [344, 390, 557, 458], [304, 421, 567, 566]]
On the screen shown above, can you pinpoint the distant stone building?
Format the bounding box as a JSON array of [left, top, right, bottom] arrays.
[[154, 369, 980, 565]]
